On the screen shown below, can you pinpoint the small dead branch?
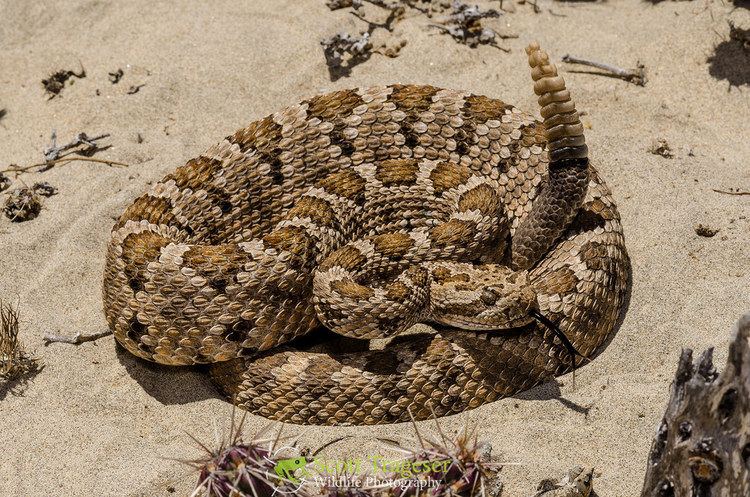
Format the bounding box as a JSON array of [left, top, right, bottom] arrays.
[[0, 131, 127, 179], [1, 156, 129, 178], [42, 65, 86, 99], [712, 188, 750, 196], [43, 330, 112, 346], [640, 313, 750, 496], [518, 0, 542, 13], [561, 54, 646, 86], [1, 300, 42, 398], [44, 131, 111, 163]]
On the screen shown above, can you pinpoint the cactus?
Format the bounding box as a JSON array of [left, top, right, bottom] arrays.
[[190, 414, 300, 497], [190, 413, 503, 497]]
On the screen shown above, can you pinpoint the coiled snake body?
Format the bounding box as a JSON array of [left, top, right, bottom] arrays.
[[103, 44, 629, 425]]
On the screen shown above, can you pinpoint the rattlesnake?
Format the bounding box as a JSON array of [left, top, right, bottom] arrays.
[[103, 43, 629, 425]]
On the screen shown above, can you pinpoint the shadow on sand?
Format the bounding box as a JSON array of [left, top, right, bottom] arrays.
[[116, 342, 221, 406]]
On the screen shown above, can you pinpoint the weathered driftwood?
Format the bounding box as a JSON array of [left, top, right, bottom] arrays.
[[641, 312, 750, 496]]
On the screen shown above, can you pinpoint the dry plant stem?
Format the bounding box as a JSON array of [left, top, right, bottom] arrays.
[[0, 299, 40, 390], [0, 156, 129, 177], [0, 300, 23, 376], [712, 188, 750, 196], [561, 54, 646, 86], [43, 330, 112, 345]]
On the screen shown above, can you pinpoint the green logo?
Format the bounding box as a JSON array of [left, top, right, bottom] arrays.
[[274, 457, 308, 484]]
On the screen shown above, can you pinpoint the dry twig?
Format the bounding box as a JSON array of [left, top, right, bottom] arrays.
[[1, 156, 129, 178], [44, 131, 110, 162], [0, 131, 128, 179], [43, 330, 113, 346], [712, 188, 750, 196], [561, 54, 647, 86]]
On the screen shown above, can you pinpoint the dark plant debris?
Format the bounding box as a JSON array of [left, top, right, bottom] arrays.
[[108, 68, 124, 84], [41, 66, 86, 99], [127, 84, 146, 94], [346, 0, 407, 30], [322, 32, 375, 80], [0, 173, 10, 193], [0, 300, 42, 399], [0, 108, 7, 122], [327, 0, 358, 9], [707, 20, 750, 87], [562, 54, 646, 86], [648, 138, 674, 158], [338, 0, 410, 67], [3, 188, 42, 222], [32, 182, 58, 197], [518, 0, 542, 13], [695, 224, 719, 237], [321, 0, 507, 80], [729, 21, 750, 51], [431, 2, 505, 49]]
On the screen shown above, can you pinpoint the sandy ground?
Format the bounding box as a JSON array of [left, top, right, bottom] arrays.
[[1, 0, 749, 495]]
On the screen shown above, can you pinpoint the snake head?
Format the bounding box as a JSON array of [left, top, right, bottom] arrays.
[[428, 262, 537, 330]]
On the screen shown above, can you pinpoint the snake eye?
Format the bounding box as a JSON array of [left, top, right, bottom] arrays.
[[480, 287, 500, 305]]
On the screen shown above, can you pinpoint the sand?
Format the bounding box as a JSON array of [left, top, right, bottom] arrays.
[[1, 0, 748, 495]]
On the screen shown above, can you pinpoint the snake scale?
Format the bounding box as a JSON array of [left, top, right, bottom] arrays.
[[103, 43, 629, 425]]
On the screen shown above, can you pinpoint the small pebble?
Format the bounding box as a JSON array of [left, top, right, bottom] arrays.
[[648, 138, 674, 158]]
